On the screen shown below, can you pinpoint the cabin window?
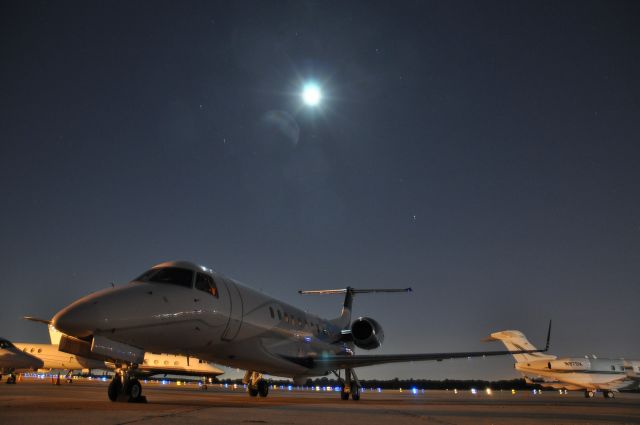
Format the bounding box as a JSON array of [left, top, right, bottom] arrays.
[[174, 361, 179, 366], [195, 273, 219, 298], [154, 360, 159, 365], [164, 361, 169, 365], [37, 348, 42, 353], [136, 267, 194, 288], [269, 307, 275, 319], [30, 348, 34, 353]]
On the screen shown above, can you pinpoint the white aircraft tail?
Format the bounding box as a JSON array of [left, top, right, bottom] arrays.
[[23, 316, 63, 345], [48, 325, 63, 345], [299, 287, 412, 329], [488, 329, 556, 363]]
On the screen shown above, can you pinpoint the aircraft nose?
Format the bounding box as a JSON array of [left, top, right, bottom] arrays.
[[52, 298, 101, 338], [53, 287, 121, 338]]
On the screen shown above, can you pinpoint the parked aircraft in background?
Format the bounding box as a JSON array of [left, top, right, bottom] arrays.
[[51, 261, 549, 402], [0, 337, 43, 383], [18, 318, 224, 382], [488, 329, 640, 398]]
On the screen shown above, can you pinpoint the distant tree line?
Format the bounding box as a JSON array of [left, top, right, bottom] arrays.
[[219, 376, 542, 390]]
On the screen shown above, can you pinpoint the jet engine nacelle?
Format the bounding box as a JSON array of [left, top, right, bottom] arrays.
[[351, 317, 384, 350], [547, 359, 591, 371]]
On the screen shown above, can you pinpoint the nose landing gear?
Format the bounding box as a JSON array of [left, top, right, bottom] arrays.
[[4, 373, 17, 384], [107, 366, 146, 403]]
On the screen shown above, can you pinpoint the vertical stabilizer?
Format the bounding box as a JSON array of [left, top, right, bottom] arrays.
[[489, 330, 556, 362], [48, 325, 63, 345]]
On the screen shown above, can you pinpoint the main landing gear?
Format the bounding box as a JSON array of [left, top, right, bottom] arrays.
[[245, 371, 269, 398], [107, 366, 146, 403], [603, 390, 615, 399], [337, 368, 361, 401]]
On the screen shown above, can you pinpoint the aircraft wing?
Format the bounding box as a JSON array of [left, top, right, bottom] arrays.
[[310, 348, 545, 370], [308, 320, 553, 370]]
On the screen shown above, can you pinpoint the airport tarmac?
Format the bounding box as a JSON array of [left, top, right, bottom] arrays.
[[1, 377, 640, 425]]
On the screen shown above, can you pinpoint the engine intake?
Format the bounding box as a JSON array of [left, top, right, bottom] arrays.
[[351, 317, 384, 350]]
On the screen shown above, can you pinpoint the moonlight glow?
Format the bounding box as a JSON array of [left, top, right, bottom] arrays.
[[302, 83, 322, 106]]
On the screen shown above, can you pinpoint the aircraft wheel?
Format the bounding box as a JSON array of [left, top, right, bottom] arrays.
[[247, 385, 259, 397], [257, 379, 269, 397], [340, 389, 350, 400], [6, 374, 16, 385], [108, 377, 122, 402], [125, 378, 142, 401], [351, 386, 361, 401], [604, 391, 615, 399], [585, 390, 595, 398]]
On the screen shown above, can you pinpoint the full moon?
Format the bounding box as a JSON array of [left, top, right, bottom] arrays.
[[302, 83, 322, 106]]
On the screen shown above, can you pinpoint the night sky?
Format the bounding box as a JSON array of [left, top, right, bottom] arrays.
[[1, 1, 639, 380]]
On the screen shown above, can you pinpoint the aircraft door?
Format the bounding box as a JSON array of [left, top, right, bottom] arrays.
[[219, 278, 244, 341]]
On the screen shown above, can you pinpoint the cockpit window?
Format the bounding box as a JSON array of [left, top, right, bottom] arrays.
[[0, 339, 13, 349], [135, 267, 194, 288], [195, 273, 219, 298]]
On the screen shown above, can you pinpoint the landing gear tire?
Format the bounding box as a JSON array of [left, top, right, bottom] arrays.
[[125, 378, 143, 401], [257, 379, 269, 397], [108, 377, 122, 402], [6, 374, 16, 385], [351, 386, 361, 401], [604, 391, 615, 399], [248, 385, 259, 397], [340, 389, 350, 400], [585, 390, 595, 398]]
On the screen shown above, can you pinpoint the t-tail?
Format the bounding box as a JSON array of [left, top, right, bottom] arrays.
[[23, 316, 63, 345], [298, 287, 412, 329], [486, 321, 555, 363]]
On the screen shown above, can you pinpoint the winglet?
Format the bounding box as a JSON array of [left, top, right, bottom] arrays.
[[544, 319, 552, 351]]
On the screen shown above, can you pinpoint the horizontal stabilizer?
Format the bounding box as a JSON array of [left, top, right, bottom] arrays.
[[23, 316, 52, 325], [299, 286, 412, 329], [299, 287, 412, 295]]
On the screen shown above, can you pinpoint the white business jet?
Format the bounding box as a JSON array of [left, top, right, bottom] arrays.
[[0, 337, 43, 383], [52, 261, 549, 402], [17, 319, 224, 381], [488, 329, 640, 398]]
